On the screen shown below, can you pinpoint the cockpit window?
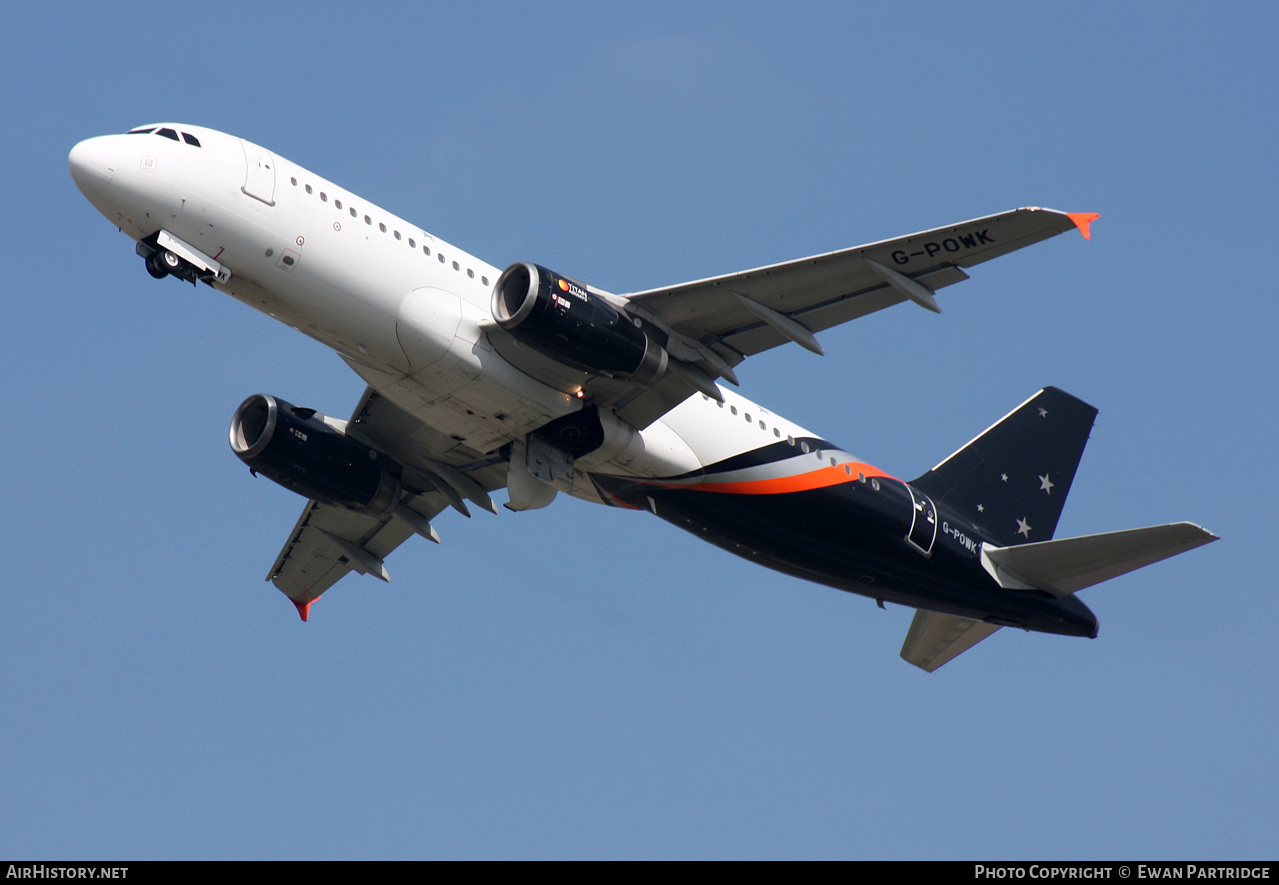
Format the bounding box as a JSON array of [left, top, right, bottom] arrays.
[[126, 125, 201, 146]]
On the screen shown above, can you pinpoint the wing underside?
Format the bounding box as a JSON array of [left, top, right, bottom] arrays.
[[623, 208, 1093, 355], [264, 387, 511, 617], [608, 208, 1094, 427], [268, 499, 424, 616]]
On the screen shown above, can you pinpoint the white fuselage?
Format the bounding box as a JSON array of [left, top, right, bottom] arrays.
[[69, 124, 867, 505]]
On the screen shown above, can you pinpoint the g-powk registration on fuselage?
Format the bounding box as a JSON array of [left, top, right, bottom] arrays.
[[69, 123, 1216, 671]]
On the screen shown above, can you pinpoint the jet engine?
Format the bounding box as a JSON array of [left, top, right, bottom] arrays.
[[492, 262, 667, 386], [229, 394, 402, 516]]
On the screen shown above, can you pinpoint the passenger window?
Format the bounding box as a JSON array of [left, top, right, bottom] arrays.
[[423, 246, 431, 256], [365, 215, 372, 225], [438, 254, 445, 263], [452, 261, 459, 270], [467, 269, 475, 279], [335, 199, 343, 209], [481, 276, 489, 285], [409, 238, 416, 248], [350, 207, 357, 217], [379, 222, 387, 233], [320, 192, 328, 202], [305, 184, 313, 194], [290, 177, 298, 186], [394, 231, 401, 240]]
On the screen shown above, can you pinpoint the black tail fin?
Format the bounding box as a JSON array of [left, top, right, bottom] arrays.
[[911, 387, 1097, 546]]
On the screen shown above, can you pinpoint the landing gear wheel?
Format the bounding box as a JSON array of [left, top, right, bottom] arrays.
[[145, 250, 169, 278], [144, 249, 182, 279]]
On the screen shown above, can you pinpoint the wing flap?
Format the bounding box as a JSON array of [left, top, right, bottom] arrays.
[[614, 371, 703, 429], [720, 265, 972, 356], [900, 610, 1002, 672]]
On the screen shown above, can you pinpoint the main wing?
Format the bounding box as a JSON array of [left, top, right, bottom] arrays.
[[266, 387, 510, 619], [624, 207, 1096, 353], [611, 208, 1096, 427]]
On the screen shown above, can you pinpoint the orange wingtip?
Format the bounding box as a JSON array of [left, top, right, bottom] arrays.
[[1066, 212, 1100, 240], [292, 596, 316, 622]]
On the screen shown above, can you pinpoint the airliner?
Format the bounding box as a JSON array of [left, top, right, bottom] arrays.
[[68, 123, 1216, 671]]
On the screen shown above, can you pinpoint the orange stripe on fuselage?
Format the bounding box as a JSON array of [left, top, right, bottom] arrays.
[[661, 462, 897, 496]]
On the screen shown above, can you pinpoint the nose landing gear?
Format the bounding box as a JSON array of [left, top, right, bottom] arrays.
[[136, 230, 231, 286]]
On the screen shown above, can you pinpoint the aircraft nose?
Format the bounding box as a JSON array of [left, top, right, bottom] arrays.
[[68, 136, 120, 200]]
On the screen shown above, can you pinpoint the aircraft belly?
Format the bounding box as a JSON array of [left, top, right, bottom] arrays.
[[397, 286, 463, 370], [591, 472, 1090, 634], [342, 347, 580, 456]]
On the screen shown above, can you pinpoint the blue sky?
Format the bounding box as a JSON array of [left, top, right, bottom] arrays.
[[2, 1, 1274, 859]]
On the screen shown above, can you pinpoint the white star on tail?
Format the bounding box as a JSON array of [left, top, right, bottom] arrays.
[[1016, 517, 1032, 538], [1039, 473, 1054, 494]]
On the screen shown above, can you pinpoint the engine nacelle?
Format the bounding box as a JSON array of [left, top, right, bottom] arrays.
[[492, 262, 667, 386], [229, 394, 402, 516]]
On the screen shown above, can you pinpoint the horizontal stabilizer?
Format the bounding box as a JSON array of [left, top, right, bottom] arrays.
[[980, 522, 1218, 597], [900, 609, 1002, 672]]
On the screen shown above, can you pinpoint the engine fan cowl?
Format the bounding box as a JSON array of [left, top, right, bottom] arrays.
[[229, 394, 402, 516], [492, 262, 667, 387]]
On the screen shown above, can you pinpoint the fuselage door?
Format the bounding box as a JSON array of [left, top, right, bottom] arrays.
[[240, 139, 277, 206], [905, 483, 938, 556]]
